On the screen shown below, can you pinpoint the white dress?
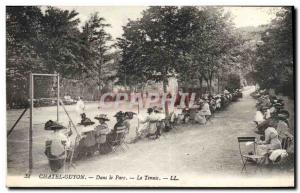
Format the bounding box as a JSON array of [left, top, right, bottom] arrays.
[[47, 130, 70, 156], [255, 111, 265, 124], [200, 103, 211, 116], [194, 112, 206, 124], [75, 100, 85, 115], [139, 113, 159, 135]]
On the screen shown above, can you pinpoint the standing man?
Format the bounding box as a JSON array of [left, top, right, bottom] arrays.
[[76, 97, 85, 122]]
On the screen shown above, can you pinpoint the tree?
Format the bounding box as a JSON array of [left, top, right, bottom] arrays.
[[176, 7, 237, 94], [117, 6, 241, 113], [6, 6, 44, 106], [81, 12, 113, 99], [116, 19, 149, 91], [225, 73, 241, 92], [6, 6, 88, 106], [255, 7, 293, 97], [40, 6, 82, 77], [118, 6, 183, 115]]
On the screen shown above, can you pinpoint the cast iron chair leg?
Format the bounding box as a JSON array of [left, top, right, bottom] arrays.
[[241, 158, 247, 173]]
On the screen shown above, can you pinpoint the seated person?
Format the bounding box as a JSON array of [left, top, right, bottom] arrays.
[[256, 123, 282, 164], [194, 100, 206, 124], [94, 114, 111, 154], [194, 111, 206, 124], [76, 116, 96, 158], [255, 107, 273, 134], [201, 98, 212, 119], [124, 111, 137, 134], [108, 111, 128, 145], [153, 106, 167, 132], [194, 99, 210, 124], [215, 95, 222, 110], [276, 115, 292, 138], [276, 114, 293, 150], [254, 107, 266, 124], [209, 98, 217, 113], [44, 120, 72, 171], [261, 95, 271, 108], [138, 108, 160, 139], [79, 113, 95, 126], [263, 107, 271, 119], [78, 126, 97, 157]]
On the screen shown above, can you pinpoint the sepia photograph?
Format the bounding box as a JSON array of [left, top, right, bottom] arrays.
[[6, 5, 295, 187]]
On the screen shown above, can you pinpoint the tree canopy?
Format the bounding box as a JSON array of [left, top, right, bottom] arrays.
[[255, 7, 293, 97], [6, 6, 294, 107], [117, 6, 239, 94], [6, 6, 114, 105]]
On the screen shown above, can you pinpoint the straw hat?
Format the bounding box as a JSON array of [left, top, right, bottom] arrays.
[[95, 114, 110, 121]]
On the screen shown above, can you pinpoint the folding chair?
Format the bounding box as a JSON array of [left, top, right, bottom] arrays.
[[268, 137, 292, 169], [109, 130, 128, 152], [281, 136, 293, 150], [237, 137, 265, 173]]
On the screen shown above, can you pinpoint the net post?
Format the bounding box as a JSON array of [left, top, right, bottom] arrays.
[[57, 74, 60, 122], [28, 72, 33, 174]]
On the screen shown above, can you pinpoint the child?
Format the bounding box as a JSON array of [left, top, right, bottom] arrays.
[[94, 114, 110, 154]]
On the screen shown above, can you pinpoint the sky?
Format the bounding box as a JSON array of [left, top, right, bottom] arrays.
[[52, 6, 282, 40]]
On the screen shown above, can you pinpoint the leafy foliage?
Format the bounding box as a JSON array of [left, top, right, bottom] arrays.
[[6, 6, 114, 106], [225, 73, 241, 92], [80, 12, 114, 97], [117, 6, 239, 94], [255, 7, 294, 97]]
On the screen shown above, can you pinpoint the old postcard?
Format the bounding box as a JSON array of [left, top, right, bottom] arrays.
[[6, 6, 295, 187]]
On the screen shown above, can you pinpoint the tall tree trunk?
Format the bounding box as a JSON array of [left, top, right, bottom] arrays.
[[204, 77, 209, 94], [163, 76, 169, 116], [199, 77, 203, 97], [208, 72, 213, 94], [98, 83, 102, 101], [217, 75, 220, 93], [209, 79, 212, 94]]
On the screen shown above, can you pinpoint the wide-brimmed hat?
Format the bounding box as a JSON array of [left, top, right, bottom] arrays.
[[95, 114, 110, 121], [277, 110, 290, 119], [114, 111, 124, 118], [44, 120, 66, 131], [80, 118, 95, 126], [274, 103, 284, 107], [277, 114, 288, 120], [277, 99, 284, 103], [124, 111, 136, 119], [153, 106, 163, 113]]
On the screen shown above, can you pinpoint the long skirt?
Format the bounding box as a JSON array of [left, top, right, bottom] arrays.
[[45, 146, 65, 172], [194, 113, 206, 124], [98, 142, 112, 154]]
